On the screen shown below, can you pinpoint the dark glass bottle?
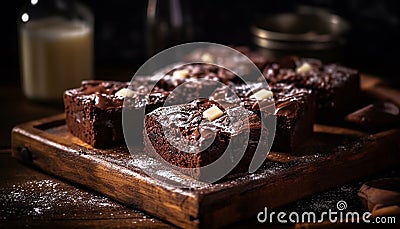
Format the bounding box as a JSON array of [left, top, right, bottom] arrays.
[[146, 0, 192, 57]]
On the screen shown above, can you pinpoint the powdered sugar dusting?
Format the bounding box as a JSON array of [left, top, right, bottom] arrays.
[[0, 179, 144, 220]]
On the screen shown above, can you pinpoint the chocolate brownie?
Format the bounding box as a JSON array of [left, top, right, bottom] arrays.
[[144, 99, 267, 180], [263, 56, 360, 123], [149, 63, 248, 108], [211, 82, 315, 152], [266, 83, 315, 152], [155, 63, 239, 91], [184, 46, 269, 79], [64, 80, 168, 148]]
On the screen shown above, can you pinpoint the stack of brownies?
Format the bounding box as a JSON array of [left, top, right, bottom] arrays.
[[64, 47, 360, 177]]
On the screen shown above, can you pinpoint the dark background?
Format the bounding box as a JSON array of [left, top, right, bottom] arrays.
[[4, 0, 400, 86]]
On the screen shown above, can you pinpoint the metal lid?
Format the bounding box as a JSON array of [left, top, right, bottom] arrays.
[[252, 36, 346, 51]]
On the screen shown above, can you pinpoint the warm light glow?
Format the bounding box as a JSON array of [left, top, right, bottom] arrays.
[[31, 0, 38, 5], [21, 13, 29, 23]]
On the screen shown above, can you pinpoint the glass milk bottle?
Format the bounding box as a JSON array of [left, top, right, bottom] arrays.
[[18, 0, 93, 102]]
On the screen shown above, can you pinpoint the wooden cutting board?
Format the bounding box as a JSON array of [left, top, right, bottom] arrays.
[[11, 76, 400, 228]]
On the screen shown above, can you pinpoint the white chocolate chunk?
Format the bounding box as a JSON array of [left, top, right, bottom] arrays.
[[251, 89, 273, 101], [115, 88, 135, 97], [201, 53, 214, 62], [172, 69, 190, 79], [203, 106, 224, 121], [296, 62, 312, 74]]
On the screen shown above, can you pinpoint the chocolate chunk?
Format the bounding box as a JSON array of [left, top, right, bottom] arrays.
[[358, 178, 400, 213], [345, 101, 400, 132]]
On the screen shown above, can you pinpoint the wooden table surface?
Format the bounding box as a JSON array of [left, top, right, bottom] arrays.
[[0, 81, 398, 228]]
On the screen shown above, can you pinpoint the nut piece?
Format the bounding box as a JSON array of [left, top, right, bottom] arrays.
[[296, 62, 312, 74], [251, 89, 273, 101], [203, 106, 224, 121], [115, 88, 135, 97], [172, 69, 190, 79]]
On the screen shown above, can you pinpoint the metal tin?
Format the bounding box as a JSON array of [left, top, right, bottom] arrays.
[[251, 6, 350, 62]]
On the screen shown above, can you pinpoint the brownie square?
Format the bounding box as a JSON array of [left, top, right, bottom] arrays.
[[215, 82, 315, 152], [271, 83, 316, 152], [263, 57, 360, 123], [64, 80, 168, 148], [184, 46, 270, 76], [144, 99, 267, 180], [155, 63, 239, 91]]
